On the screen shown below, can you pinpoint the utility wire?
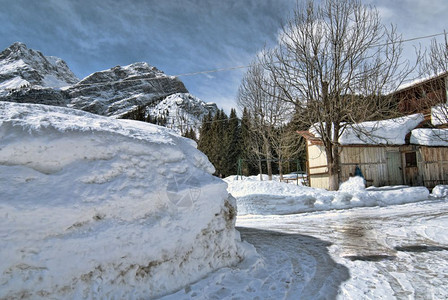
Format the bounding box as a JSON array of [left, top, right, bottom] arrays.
[[51, 31, 447, 89], [174, 31, 447, 78]]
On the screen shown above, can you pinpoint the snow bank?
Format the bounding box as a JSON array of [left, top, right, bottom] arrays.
[[0, 102, 242, 299], [225, 175, 430, 215], [338, 176, 366, 193], [431, 185, 448, 197]]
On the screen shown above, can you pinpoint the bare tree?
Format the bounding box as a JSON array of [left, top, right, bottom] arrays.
[[420, 33, 448, 126], [262, 0, 412, 190], [237, 61, 296, 180]]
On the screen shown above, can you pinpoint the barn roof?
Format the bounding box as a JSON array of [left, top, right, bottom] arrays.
[[302, 114, 425, 146], [410, 128, 448, 146], [395, 71, 448, 94]]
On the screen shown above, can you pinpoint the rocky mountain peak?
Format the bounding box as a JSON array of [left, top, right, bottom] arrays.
[[0, 42, 28, 58], [76, 62, 166, 86], [0, 42, 79, 90]]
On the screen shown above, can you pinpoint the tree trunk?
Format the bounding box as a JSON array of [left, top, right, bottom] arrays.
[[258, 159, 263, 181], [328, 162, 339, 191], [326, 144, 340, 191], [279, 159, 283, 181], [265, 143, 273, 181]]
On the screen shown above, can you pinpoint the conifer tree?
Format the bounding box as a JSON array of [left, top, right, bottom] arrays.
[[182, 128, 197, 142], [197, 112, 213, 158], [210, 110, 228, 177], [225, 108, 241, 176]]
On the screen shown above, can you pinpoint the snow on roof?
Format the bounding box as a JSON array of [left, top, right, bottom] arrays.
[[431, 104, 448, 126], [396, 71, 448, 93], [339, 114, 424, 145], [309, 114, 424, 145], [410, 128, 448, 146]]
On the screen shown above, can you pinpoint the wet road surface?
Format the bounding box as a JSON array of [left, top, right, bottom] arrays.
[[237, 199, 448, 299]]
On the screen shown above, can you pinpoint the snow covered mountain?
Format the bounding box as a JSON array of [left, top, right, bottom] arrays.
[[0, 43, 217, 132], [65, 62, 189, 117], [0, 42, 78, 90], [148, 93, 218, 134]]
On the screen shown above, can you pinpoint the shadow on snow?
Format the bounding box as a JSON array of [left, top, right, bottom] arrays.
[[237, 227, 350, 299]]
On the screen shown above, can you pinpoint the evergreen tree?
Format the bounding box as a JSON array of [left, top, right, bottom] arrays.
[[210, 110, 228, 177], [225, 108, 241, 176], [182, 128, 197, 142], [197, 112, 213, 162]]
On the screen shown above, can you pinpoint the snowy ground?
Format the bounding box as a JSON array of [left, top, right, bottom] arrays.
[[163, 177, 448, 299], [2, 102, 447, 299], [225, 175, 430, 215]]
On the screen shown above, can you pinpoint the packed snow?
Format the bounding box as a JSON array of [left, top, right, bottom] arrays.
[[339, 114, 424, 145], [432, 185, 448, 198], [224, 175, 430, 215], [0, 102, 243, 299]]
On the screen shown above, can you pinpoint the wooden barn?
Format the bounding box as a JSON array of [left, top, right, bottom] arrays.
[[300, 113, 448, 190], [393, 72, 448, 114], [408, 128, 448, 188]]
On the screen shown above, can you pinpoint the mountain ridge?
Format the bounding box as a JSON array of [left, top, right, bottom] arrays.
[[0, 42, 217, 134]]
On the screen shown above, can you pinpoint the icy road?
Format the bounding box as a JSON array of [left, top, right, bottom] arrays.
[[165, 198, 448, 299]]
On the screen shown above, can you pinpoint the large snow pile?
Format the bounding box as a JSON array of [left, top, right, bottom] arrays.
[[225, 175, 430, 215], [0, 102, 242, 299]]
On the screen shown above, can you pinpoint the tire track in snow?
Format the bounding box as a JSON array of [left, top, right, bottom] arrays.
[[237, 227, 350, 299]]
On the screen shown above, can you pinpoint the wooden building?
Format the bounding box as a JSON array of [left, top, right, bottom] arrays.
[[408, 128, 448, 188], [394, 72, 448, 114], [300, 114, 448, 190]]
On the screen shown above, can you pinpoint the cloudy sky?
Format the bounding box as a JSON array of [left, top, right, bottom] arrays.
[[1, 0, 447, 112]]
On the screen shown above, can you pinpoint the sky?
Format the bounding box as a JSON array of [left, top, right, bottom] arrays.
[[1, 0, 447, 113]]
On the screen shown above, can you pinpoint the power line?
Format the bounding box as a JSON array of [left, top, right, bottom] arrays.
[[173, 31, 447, 78], [55, 30, 447, 89]]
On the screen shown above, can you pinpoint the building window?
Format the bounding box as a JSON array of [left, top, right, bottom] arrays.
[[405, 152, 417, 167], [414, 88, 426, 99]]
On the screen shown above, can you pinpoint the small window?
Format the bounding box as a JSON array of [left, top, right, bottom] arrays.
[[414, 88, 426, 99], [405, 152, 417, 167]]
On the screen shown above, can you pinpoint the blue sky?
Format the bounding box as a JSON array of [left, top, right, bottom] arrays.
[[1, 0, 447, 113]]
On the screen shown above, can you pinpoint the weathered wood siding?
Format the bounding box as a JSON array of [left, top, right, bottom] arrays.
[[339, 146, 403, 186], [308, 144, 404, 189], [418, 146, 448, 188], [307, 144, 330, 189]]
